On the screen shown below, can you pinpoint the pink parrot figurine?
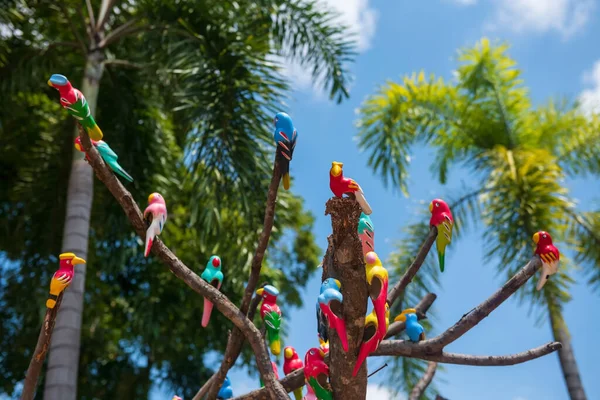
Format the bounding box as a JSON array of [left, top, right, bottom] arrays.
[[143, 192, 167, 257]]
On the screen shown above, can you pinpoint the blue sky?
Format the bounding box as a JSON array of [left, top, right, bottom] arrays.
[[158, 1, 600, 399]]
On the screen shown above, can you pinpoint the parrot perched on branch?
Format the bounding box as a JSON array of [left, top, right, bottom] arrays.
[[256, 285, 282, 356], [329, 161, 372, 215], [217, 376, 233, 399], [143, 192, 167, 257], [273, 112, 298, 190], [46, 253, 86, 309], [429, 198, 454, 272], [317, 278, 348, 352], [394, 308, 425, 342], [352, 305, 389, 377], [48, 74, 104, 140], [364, 252, 388, 339], [74, 136, 133, 182], [200, 255, 223, 327], [533, 231, 560, 291], [284, 346, 305, 400], [358, 212, 375, 258], [304, 347, 332, 400]]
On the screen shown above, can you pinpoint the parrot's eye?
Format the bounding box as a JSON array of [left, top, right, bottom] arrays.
[[67, 260, 70, 264], [543, 234, 547, 238]]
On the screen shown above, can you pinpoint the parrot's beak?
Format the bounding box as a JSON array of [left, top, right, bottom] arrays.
[[532, 232, 540, 244], [284, 347, 293, 359], [394, 313, 406, 323], [72, 256, 86, 265], [330, 162, 343, 177], [148, 193, 155, 203], [429, 202, 433, 213], [255, 288, 264, 296], [74, 143, 83, 152], [403, 308, 417, 314], [47, 80, 54, 87], [334, 279, 341, 288]]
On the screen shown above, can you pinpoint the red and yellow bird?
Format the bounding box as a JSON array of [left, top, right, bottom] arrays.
[[364, 251, 388, 339], [429, 198, 454, 272], [352, 304, 389, 377], [329, 161, 372, 215], [47, 253, 86, 309], [284, 346, 305, 400], [533, 231, 560, 291]]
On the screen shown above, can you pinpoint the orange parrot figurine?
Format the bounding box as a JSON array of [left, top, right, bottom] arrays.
[[533, 231, 560, 290]]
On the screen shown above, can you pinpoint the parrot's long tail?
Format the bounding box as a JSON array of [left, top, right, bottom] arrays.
[[88, 124, 103, 141], [202, 297, 214, 327], [293, 387, 303, 400], [144, 219, 159, 257], [536, 266, 550, 291], [277, 140, 293, 190], [46, 293, 59, 309], [354, 190, 372, 215], [115, 164, 134, 182], [438, 251, 445, 273], [270, 338, 281, 356]]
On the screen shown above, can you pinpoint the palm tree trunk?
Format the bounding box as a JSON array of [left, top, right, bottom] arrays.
[[43, 50, 104, 400], [548, 306, 587, 400]]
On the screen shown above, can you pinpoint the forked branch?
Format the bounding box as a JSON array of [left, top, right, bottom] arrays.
[[409, 362, 437, 400]]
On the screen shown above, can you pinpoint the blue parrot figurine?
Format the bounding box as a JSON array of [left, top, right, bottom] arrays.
[[394, 309, 425, 342], [317, 278, 348, 352], [273, 112, 297, 190], [316, 278, 340, 343], [217, 376, 233, 399]]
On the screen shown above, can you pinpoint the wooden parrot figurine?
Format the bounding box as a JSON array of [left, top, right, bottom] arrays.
[[172, 396, 182, 400], [217, 376, 233, 399], [47, 74, 103, 140], [47, 252, 86, 309], [317, 278, 348, 352], [394, 308, 425, 342], [256, 285, 282, 356], [143, 192, 168, 257], [259, 361, 280, 387], [303, 385, 318, 400], [74, 136, 133, 182], [358, 212, 375, 258], [273, 112, 298, 190], [364, 251, 388, 339], [329, 161, 372, 215], [533, 231, 560, 290], [284, 346, 305, 400], [200, 255, 223, 327], [304, 347, 332, 400], [352, 304, 389, 377], [429, 198, 454, 272]]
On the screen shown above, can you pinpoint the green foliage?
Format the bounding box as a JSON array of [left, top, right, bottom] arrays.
[[357, 38, 600, 397], [0, 0, 352, 397]]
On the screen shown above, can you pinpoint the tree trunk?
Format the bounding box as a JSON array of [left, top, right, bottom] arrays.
[[43, 50, 104, 400], [548, 307, 587, 400], [322, 198, 368, 400]]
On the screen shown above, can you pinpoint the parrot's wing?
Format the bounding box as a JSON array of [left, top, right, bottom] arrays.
[[96, 141, 119, 160]]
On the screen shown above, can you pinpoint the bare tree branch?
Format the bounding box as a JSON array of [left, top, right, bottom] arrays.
[[20, 294, 64, 400], [96, 0, 117, 32], [409, 361, 437, 400], [98, 18, 143, 49], [102, 59, 143, 69], [58, 4, 87, 54], [76, 128, 287, 400], [85, 0, 97, 32], [387, 227, 437, 307], [200, 161, 282, 400], [385, 293, 436, 339]]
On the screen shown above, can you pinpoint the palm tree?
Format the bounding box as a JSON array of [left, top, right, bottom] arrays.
[[0, 0, 354, 398], [356, 38, 600, 400]]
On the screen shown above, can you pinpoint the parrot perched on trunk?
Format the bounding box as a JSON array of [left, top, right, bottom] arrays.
[[284, 346, 305, 400], [259, 361, 280, 387], [256, 285, 282, 355], [394, 308, 425, 342], [273, 112, 298, 190], [74, 136, 133, 182], [46, 253, 86, 309], [200, 255, 224, 327], [48, 74, 103, 140], [429, 198, 453, 272], [533, 231, 560, 291], [317, 278, 348, 352], [316, 278, 341, 344], [358, 212, 375, 258], [143, 192, 167, 257], [352, 305, 389, 377], [217, 376, 233, 399], [329, 161, 372, 215], [364, 252, 388, 339], [304, 347, 332, 400]]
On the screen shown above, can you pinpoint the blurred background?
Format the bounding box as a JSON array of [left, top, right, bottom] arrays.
[[1, 0, 599, 399]]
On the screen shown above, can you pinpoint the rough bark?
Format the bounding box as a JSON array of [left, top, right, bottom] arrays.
[[323, 197, 368, 400], [549, 307, 587, 400], [409, 361, 437, 400], [44, 50, 104, 400]]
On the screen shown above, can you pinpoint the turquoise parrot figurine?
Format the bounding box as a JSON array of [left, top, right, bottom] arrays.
[[358, 212, 374, 258], [256, 285, 282, 356], [217, 376, 233, 399], [394, 308, 425, 342], [317, 278, 348, 352], [48, 74, 103, 140], [74, 136, 133, 182], [273, 112, 298, 190], [429, 198, 453, 272], [201, 255, 224, 327], [304, 347, 332, 400]]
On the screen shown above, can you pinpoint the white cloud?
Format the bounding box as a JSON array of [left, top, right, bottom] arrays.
[[579, 60, 600, 115], [487, 0, 596, 38], [366, 384, 406, 400]]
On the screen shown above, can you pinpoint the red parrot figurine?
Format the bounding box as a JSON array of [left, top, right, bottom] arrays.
[[284, 346, 305, 400], [47, 253, 86, 308], [429, 198, 454, 272], [364, 251, 388, 339], [304, 348, 332, 400], [352, 304, 389, 377], [256, 285, 282, 355], [329, 161, 372, 215], [533, 231, 560, 290]]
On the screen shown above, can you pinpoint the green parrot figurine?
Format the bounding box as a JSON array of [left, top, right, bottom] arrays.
[[74, 136, 133, 182], [256, 285, 282, 356]]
